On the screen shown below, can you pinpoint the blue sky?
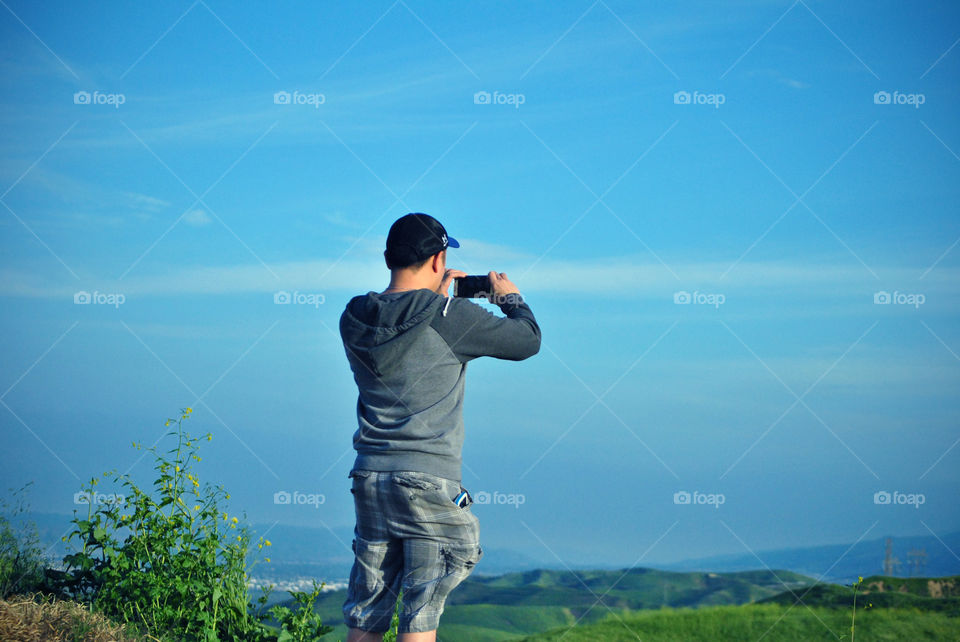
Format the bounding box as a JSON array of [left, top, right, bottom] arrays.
[[1, 0, 959, 571]]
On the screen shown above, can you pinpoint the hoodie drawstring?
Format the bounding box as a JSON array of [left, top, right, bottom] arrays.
[[442, 296, 452, 317]]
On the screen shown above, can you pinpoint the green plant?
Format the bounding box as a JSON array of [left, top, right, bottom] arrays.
[[841, 576, 873, 641], [52, 406, 330, 641], [382, 589, 401, 642], [266, 579, 334, 641], [0, 481, 46, 598]]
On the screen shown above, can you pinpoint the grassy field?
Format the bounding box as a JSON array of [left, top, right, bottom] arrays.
[[301, 566, 817, 641], [516, 603, 960, 641]]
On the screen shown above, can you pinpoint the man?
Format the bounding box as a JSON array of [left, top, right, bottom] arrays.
[[339, 212, 541, 641]]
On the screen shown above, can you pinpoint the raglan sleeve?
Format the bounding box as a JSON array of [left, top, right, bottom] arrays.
[[433, 295, 542, 362]]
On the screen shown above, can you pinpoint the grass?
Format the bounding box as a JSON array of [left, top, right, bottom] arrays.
[[0, 592, 149, 641], [517, 603, 960, 641]]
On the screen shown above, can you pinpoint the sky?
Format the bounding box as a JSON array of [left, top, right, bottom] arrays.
[[1, 0, 959, 572]]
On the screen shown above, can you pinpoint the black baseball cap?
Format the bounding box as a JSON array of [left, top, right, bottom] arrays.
[[384, 213, 459, 268]]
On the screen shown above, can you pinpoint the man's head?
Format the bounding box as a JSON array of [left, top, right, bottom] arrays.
[[384, 213, 459, 270]]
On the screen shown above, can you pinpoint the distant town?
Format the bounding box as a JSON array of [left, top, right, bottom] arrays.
[[247, 576, 348, 594]]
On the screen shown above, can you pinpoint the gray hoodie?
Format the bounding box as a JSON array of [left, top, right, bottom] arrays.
[[339, 289, 541, 482]]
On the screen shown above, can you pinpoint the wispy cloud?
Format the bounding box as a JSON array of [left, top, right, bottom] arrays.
[[3, 246, 955, 306], [182, 208, 212, 226]]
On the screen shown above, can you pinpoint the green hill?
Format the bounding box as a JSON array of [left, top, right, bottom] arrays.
[[518, 575, 960, 641], [516, 603, 960, 641], [280, 566, 815, 641], [758, 574, 960, 615]]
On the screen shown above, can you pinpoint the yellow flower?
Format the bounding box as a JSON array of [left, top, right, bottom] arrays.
[[207, 434, 212, 441], [231, 517, 238, 524], [165, 420, 170, 426], [265, 540, 271, 547], [858, 576, 863, 583], [194, 505, 201, 511], [186, 407, 192, 414], [225, 494, 230, 499], [175, 466, 180, 472], [265, 558, 270, 563], [237, 535, 241, 541]]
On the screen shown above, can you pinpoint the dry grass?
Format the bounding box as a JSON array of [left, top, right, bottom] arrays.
[[0, 592, 157, 642]]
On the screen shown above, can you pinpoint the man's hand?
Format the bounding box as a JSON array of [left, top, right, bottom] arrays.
[[437, 268, 468, 298], [489, 271, 520, 298]]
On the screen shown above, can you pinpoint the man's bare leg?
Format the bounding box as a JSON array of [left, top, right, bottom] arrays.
[[398, 632, 436, 641]]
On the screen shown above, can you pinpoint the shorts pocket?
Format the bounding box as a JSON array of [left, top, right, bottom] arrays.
[[349, 469, 374, 495], [444, 542, 482, 575], [391, 471, 444, 493], [434, 542, 483, 599], [350, 535, 394, 594]]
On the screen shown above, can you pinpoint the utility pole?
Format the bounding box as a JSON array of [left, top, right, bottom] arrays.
[[907, 548, 928, 577], [882, 537, 902, 576]]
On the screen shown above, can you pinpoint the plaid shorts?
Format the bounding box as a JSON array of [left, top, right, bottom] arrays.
[[342, 469, 483, 634]]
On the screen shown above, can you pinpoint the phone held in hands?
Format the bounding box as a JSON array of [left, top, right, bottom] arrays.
[[452, 275, 490, 298]]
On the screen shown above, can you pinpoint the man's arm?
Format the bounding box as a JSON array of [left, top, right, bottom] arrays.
[[432, 295, 541, 362]]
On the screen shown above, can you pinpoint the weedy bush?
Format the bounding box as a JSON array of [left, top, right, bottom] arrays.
[[263, 579, 333, 641], [0, 482, 46, 599], [53, 407, 333, 641]]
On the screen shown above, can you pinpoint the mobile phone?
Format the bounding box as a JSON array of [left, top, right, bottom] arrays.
[[453, 275, 490, 298]]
